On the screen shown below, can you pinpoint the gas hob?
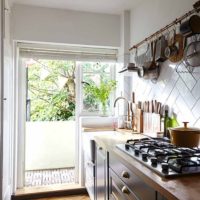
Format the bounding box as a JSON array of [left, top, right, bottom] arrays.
[[116, 137, 200, 177]]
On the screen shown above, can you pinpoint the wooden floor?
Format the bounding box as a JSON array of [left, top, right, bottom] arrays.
[[35, 194, 90, 200]]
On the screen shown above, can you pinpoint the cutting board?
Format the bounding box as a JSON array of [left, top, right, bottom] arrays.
[[136, 108, 143, 133]]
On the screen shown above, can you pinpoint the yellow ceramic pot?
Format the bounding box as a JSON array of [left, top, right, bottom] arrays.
[[169, 122, 200, 147]]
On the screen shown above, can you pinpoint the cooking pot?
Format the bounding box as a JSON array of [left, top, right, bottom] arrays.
[[169, 122, 200, 147], [180, 15, 200, 37], [137, 65, 160, 81]]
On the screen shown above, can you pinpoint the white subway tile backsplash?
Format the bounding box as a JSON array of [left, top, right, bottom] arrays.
[[191, 67, 200, 81], [194, 117, 200, 127], [176, 96, 196, 125], [192, 79, 200, 100], [158, 61, 174, 83], [131, 60, 200, 127], [176, 78, 196, 109], [192, 99, 200, 119], [179, 71, 196, 91], [166, 87, 179, 107]]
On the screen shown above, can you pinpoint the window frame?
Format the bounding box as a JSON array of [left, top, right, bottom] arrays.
[[78, 61, 116, 116]]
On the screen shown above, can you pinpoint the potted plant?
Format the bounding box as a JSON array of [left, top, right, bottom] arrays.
[[83, 80, 117, 116]]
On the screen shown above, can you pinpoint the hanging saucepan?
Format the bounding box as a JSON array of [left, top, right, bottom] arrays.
[[183, 36, 200, 67], [138, 40, 160, 81], [143, 41, 154, 68], [155, 35, 168, 62], [164, 30, 184, 63], [180, 15, 200, 37], [137, 65, 160, 81]]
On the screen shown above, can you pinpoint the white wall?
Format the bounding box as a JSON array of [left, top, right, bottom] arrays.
[[129, 0, 200, 127], [130, 0, 196, 45], [25, 121, 75, 170], [11, 4, 120, 48]]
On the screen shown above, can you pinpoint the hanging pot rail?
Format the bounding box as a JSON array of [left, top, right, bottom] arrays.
[[129, 0, 200, 51]]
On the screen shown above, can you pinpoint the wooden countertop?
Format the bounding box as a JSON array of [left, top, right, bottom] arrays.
[[94, 132, 200, 200]]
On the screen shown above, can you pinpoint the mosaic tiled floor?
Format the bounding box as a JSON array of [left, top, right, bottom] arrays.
[[25, 168, 75, 187]]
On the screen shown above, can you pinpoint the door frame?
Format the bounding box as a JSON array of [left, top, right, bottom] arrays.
[[0, 0, 4, 199], [14, 42, 82, 189]]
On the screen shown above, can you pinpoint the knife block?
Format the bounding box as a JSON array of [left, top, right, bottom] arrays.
[[135, 109, 143, 133], [143, 112, 161, 134]]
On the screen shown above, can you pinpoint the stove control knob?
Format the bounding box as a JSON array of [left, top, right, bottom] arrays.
[[134, 149, 140, 156], [161, 163, 169, 172], [141, 153, 148, 160], [151, 157, 157, 166]]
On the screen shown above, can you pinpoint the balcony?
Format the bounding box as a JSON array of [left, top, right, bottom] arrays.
[[25, 121, 76, 187]]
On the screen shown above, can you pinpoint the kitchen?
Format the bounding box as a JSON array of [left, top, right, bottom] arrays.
[[1, 0, 200, 200]]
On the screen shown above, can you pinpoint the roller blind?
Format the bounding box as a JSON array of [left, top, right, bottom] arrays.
[[19, 42, 118, 62]]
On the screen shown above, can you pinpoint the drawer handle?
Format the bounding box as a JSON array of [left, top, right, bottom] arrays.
[[121, 186, 130, 195], [121, 171, 130, 179]]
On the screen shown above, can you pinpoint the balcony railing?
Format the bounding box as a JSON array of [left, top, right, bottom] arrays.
[[25, 121, 76, 186]]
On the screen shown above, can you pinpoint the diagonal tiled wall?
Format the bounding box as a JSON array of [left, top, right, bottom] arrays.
[[131, 60, 200, 127]]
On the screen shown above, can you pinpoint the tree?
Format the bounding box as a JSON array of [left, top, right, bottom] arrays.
[[27, 59, 75, 121]]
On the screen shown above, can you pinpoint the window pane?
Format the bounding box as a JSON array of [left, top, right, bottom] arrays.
[[80, 62, 115, 114]]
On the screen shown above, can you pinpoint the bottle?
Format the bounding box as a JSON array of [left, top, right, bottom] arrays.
[[164, 108, 171, 138], [170, 112, 179, 128]]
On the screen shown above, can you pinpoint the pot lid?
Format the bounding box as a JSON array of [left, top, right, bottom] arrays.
[[170, 122, 200, 132]]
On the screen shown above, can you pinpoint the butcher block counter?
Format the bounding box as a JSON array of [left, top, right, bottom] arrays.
[[92, 131, 200, 200]]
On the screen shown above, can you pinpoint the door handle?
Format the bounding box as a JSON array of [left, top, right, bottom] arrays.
[[98, 146, 103, 150], [87, 161, 95, 167]]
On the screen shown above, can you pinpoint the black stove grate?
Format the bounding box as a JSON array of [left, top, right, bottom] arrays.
[[117, 137, 200, 177]]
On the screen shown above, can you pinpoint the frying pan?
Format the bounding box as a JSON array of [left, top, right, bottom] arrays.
[[165, 33, 184, 63], [184, 39, 200, 67]]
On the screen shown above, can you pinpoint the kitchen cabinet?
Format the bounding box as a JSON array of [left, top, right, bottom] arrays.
[[94, 144, 167, 200], [95, 144, 108, 200], [94, 139, 167, 200], [93, 133, 200, 200], [109, 168, 138, 200], [109, 152, 156, 200]]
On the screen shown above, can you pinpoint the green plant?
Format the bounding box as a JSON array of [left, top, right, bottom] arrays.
[[84, 80, 117, 115], [28, 59, 76, 121]]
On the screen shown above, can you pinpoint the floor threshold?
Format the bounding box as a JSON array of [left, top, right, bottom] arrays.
[[12, 184, 87, 200]]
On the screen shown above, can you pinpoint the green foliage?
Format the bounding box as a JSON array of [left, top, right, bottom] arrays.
[[84, 80, 117, 113], [81, 62, 115, 112], [28, 59, 75, 121]]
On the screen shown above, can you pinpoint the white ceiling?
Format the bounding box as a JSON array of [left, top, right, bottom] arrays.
[[9, 0, 146, 14]]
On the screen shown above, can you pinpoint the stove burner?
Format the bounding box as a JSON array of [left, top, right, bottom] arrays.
[[116, 137, 200, 177]]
